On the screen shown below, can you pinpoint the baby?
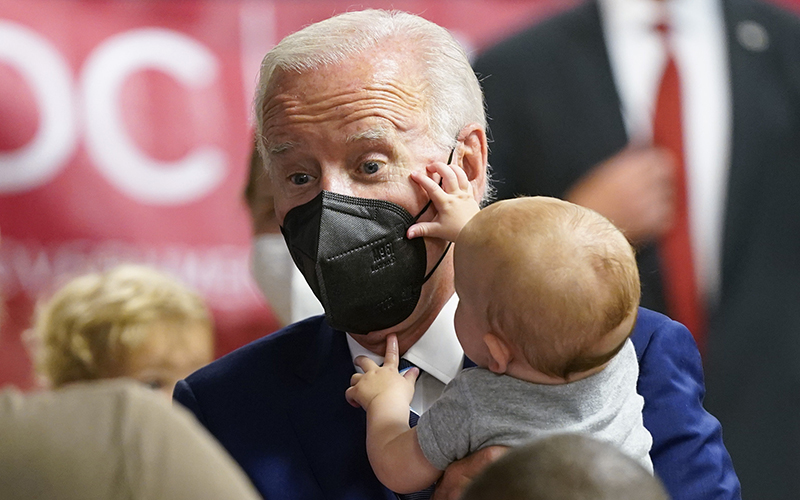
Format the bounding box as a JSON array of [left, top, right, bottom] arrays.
[[29, 264, 214, 397], [345, 162, 652, 493]]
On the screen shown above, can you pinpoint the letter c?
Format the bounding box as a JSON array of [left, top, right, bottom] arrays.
[[81, 28, 225, 205]]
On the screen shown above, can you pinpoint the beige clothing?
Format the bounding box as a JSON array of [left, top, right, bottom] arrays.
[[0, 379, 262, 500]]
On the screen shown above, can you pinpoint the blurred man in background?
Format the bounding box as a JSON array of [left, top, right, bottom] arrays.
[[473, 0, 800, 497], [244, 146, 323, 326]]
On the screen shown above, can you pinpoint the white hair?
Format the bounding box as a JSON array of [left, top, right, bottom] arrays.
[[253, 9, 486, 165]]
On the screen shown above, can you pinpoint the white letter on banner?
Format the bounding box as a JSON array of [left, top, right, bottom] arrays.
[[81, 28, 225, 205], [0, 21, 77, 193]]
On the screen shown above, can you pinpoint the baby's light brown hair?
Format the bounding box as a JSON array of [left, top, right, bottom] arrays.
[[455, 197, 640, 379], [29, 264, 212, 388]]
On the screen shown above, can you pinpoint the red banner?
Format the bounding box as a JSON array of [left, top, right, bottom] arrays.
[[0, 0, 577, 388], [2, 0, 798, 388]]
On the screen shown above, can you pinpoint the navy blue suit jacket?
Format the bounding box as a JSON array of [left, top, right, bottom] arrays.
[[175, 307, 739, 500]]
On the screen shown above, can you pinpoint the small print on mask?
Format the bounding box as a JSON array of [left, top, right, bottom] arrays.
[[281, 191, 428, 334]]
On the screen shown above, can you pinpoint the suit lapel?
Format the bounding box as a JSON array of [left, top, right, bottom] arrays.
[[287, 321, 394, 499], [568, 1, 629, 163], [719, 0, 776, 303], [576, 1, 668, 313]]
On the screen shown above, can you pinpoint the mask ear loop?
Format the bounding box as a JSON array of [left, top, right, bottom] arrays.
[[411, 147, 456, 221], [413, 147, 457, 283]]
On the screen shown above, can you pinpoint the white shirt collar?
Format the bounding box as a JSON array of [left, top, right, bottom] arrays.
[[600, 0, 720, 30], [599, 0, 725, 138], [346, 294, 464, 384]]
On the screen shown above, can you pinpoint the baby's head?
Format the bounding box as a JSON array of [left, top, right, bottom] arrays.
[[30, 264, 214, 397], [453, 197, 639, 382]]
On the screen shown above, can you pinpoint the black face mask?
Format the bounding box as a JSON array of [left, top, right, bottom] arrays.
[[280, 190, 451, 335]]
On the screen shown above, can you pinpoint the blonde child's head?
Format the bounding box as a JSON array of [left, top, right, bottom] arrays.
[[454, 197, 640, 381], [30, 264, 214, 397]]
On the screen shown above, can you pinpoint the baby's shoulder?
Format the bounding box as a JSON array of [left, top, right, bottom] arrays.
[[447, 367, 519, 396]]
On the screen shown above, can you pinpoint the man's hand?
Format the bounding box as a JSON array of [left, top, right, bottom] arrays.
[[565, 146, 676, 245], [345, 334, 419, 411], [407, 162, 480, 242], [432, 445, 509, 500]]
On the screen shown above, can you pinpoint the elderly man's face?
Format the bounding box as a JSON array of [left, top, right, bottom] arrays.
[[262, 48, 444, 223], [259, 46, 460, 348]]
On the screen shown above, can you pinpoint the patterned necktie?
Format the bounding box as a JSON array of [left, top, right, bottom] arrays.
[[395, 358, 435, 500], [653, 21, 707, 353]]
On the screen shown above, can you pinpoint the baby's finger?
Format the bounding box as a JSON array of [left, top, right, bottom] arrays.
[[433, 162, 462, 194], [354, 355, 378, 372], [383, 334, 399, 368], [350, 372, 363, 386], [424, 163, 442, 185], [429, 162, 473, 197], [407, 221, 441, 240], [451, 162, 473, 191], [411, 170, 445, 199], [402, 366, 420, 385], [344, 386, 361, 408], [417, 168, 467, 208], [441, 161, 473, 192]]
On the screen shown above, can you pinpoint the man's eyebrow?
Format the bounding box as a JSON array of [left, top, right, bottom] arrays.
[[346, 127, 389, 143], [267, 142, 297, 155]]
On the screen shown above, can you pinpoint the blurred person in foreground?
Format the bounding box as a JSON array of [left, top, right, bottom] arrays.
[[0, 237, 261, 500], [174, 9, 738, 500], [0, 380, 263, 500], [28, 264, 214, 397], [472, 0, 800, 496], [460, 434, 669, 500]]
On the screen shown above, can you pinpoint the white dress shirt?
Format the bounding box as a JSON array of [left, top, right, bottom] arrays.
[[347, 294, 464, 414], [599, 0, 731, 305]]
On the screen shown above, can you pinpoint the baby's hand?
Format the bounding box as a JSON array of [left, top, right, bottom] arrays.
[[345, 334, 419, 411], [407, 162, 480, 242]]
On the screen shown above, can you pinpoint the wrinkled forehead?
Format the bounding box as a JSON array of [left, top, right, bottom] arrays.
[[259, 49, 431, 148]]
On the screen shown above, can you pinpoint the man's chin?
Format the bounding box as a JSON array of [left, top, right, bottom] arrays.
[[346, 317, 416, 354], [346, 278, 453, 353]]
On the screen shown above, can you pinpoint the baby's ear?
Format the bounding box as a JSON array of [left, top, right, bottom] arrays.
[[483, 333, 512, 375]]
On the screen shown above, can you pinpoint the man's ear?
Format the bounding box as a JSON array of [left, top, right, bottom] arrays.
[[456, 123, 488, 203], [484, 333, 513, 375]]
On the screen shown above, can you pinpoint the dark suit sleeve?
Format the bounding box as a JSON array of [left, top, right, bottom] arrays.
[[173, 379, 209, 429], [168, 320, 396, 500], [632, 309, 741, 500]]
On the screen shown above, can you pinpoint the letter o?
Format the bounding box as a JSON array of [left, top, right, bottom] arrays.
[[0, 21, 77, 193]]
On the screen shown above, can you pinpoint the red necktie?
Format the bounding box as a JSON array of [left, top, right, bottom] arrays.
[[653, 23, 707, 353]]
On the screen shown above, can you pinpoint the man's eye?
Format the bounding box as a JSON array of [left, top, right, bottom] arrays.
[[289, 173, 311, 185], [361, 161, 382, 175]]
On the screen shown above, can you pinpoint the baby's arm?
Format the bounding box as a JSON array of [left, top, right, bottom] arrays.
[[345, 335, 443, 493], [407, 162, 481, 242]]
